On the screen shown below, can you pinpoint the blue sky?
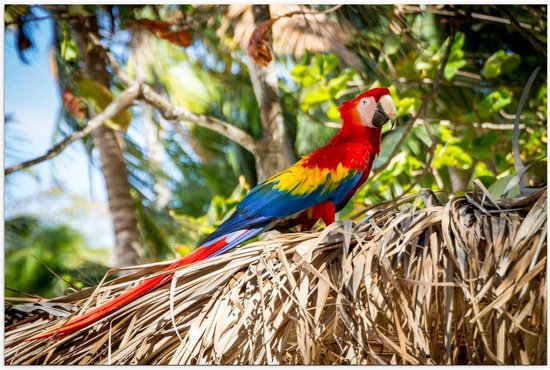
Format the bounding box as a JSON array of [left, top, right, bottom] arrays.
[[4, 10, 115, 251]]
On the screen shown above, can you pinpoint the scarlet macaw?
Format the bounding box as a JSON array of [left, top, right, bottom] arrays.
[[31, 87, 397, 340]]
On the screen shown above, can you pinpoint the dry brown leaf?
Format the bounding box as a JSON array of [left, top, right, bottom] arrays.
[[247, 18, 276, 67], [62, 87, 86, 119], [135, 19, 192, 47]]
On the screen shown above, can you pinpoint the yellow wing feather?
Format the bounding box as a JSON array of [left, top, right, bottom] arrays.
[[265, 156, 353, 196]]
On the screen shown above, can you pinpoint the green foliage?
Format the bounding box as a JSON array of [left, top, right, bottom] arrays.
[[5, 216, 110, 298], [433, 143, 473, 170], [290, 54, 359, 154], [171, 177, 249, 252], [5, 5, 31, 25], [476, 88, 513, 120], [59, 24, 78, 62], [66, 5, 94, 17], [414, 32, 467, 80], [488, 174, 520, 198], [291, 54, 358, 112], [483, 50, 521, 79]]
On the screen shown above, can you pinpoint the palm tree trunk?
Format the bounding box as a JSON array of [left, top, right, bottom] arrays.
[[248, 5, 296, 181], [73, 16, 143, 267]]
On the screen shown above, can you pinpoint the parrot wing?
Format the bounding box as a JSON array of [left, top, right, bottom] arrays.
[[243, 158, 365, 216], [203, 155, 365, 245]]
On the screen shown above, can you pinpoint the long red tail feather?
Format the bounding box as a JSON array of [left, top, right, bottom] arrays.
[[28, 236, 230, 341]]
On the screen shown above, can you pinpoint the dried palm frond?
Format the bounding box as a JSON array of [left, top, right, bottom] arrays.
[[4, 187, 547, 365], [217, 5, 361, 67]]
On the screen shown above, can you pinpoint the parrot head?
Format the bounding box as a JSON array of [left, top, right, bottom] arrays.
[[339, 87, 397, 128]]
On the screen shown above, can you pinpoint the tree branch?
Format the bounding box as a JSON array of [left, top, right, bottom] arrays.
[[419, 118, 531, 131], [431, 25, 457, 100], [499, 7, 547, 54], [272, 4, 343, 20], [5, 84, 141, 175], [89, 33, 258, 154], [396, 5, 544, 32], [138, 84, 258, 153], [397, 76, 526, 90]]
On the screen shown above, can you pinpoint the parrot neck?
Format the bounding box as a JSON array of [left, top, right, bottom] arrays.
[[330, 120, 382, 155]]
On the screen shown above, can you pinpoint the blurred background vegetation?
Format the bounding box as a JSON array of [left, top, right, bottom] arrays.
[[4, 4, 547, 298]]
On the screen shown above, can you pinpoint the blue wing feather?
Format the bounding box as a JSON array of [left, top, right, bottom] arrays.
[[202, 214, 272, 244], [202, 161, 365, 246], [239, 171, 364, 218]]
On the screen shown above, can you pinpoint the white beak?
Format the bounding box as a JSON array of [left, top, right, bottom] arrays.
[[379, 95, 397, 120]]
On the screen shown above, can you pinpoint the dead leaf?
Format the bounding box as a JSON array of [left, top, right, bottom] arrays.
[[62, 87, 86, 119], [7, 302, 78, 317], [135, 19, 193, 48], [247, 18, 276, 67]]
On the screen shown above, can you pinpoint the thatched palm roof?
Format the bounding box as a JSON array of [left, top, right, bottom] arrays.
[[5, 187, 547, 365]]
